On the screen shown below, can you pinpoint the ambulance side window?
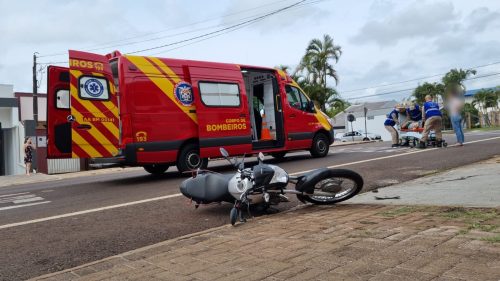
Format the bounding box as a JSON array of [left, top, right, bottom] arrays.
[[199, 82, 240, 107]]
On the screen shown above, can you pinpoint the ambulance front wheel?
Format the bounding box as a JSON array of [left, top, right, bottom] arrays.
[[177, 143, 208, 173], [143, 164, 169, 175], [310, 133, 330, 158]]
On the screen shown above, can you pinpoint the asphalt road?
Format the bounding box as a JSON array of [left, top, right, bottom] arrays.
[[1, 130, 500, 280]]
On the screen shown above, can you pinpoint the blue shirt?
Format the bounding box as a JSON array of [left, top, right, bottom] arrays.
[[424, 101, 442, 118], [384, 109, 399, 126], [407, 105, 422, 121]]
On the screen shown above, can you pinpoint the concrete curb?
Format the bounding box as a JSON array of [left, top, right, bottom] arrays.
[[331, 140, 377, 147]]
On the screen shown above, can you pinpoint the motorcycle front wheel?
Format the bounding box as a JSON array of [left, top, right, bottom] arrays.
[[297, 169, 363, 205]]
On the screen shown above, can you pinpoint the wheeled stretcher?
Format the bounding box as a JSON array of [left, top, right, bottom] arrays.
[[399, 127, 447, 148]]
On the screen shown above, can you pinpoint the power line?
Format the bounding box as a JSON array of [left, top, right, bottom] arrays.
[[345, 72, 500, 100], [38, 0, 321, 64], [126, 0, 308, 55], [38, 0, 316, 58], [341, 60, 500, 94], [89, 0, 322, 54], [147, 0, 328, 57]]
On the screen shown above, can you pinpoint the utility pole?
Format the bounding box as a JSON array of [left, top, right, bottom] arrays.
[[32, 52, 38, 126], [31, 52, 38, 173], [364, 105, 368, 140]]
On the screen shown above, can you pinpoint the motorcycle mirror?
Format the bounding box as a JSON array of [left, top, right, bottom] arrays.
[[219, 147, 229, 158], [258, 152, 265, 163]]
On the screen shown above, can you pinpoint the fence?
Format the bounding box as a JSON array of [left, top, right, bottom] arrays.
[[478, 111, 500, 127]]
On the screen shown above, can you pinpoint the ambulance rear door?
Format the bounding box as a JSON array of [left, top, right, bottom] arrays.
[[68, 50, 119, 158], [190, 66, 252, 157], [47, 66, 71, 158]]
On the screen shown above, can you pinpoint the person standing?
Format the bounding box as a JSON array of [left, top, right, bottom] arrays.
[[420, 95, 443, 148], [24, 137, 35, 175], [448, 91, 465, 146], [384, 105, 400, 148]]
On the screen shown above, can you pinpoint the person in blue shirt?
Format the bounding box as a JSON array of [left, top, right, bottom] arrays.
[[419, 95, 443, 148], [384, 105, 401, 148], [402, 103, 422, 129]]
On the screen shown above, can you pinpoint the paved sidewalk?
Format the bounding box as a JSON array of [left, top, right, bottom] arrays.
[[32, 204, 500, 281], [346, 156, 500, 208]]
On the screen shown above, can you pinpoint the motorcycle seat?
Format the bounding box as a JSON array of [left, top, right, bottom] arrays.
[[180, 173, 234, 203]]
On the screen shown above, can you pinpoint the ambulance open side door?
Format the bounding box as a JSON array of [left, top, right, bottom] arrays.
[[67, 50, 119, 159], [189, 66, 252, 157]]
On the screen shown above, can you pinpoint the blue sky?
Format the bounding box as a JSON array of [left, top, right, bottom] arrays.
[[1, 0, 499, 102]]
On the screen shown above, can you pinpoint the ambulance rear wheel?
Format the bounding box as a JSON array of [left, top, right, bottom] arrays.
[[177, 143, 208, 173], [310, 133, 329, 158], [143, 164, 169, 175]]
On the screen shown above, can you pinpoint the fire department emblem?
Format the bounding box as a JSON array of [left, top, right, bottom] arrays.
[[83, 78, 104, 98], [174, 81, 193, 106]]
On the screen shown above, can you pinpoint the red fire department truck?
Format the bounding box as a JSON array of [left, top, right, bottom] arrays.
[[47, 50, 334, 173]]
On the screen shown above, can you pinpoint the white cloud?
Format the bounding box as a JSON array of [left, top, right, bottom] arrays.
[[222, 0, 330, 32], [351, 1, 458, 46]]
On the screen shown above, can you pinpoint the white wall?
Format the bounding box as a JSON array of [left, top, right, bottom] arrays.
[[19, 96, 46, 121], [0, 84, 14, 98], [0, 84, 25, 175], [348, 115, 393, 141]]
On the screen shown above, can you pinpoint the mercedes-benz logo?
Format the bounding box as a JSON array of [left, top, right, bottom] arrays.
[[67, 115, 75, 122]]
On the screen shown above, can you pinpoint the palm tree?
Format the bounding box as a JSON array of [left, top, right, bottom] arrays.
[[442, 68, 476, 97], [472, 89, 497, 126], [297, 34, 342, 110]]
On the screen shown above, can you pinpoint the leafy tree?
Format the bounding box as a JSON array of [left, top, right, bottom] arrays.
[[412, 82, 444, 104], [327, 98, 350, 117], [294, 74, 343, 112]]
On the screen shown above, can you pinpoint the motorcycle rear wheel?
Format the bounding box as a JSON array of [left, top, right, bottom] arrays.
[[297, 169, 363, 205]]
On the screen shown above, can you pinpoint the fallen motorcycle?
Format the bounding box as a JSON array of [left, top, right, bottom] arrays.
[[180, 148, 364, 225]]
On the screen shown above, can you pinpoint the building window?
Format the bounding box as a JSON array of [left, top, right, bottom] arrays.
[[199, 82, 240, 107]]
